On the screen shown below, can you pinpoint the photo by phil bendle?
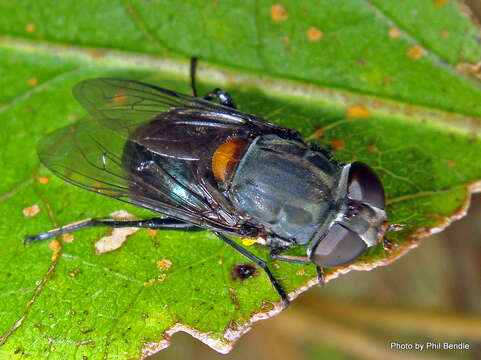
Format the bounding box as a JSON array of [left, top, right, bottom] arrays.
[[25, 59, 402, 307]]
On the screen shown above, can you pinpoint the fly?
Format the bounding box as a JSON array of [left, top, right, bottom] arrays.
[[25, 58, 402, 307]]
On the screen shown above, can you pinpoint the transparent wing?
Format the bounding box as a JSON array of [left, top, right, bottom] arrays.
[[38, 120, 240, 233], [72, 78, 300, 142]]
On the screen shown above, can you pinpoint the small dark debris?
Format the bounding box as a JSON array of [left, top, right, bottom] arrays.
[[231, 263, 258, 280], [81, 328, 94, 334], [141, 313, 149, 319]]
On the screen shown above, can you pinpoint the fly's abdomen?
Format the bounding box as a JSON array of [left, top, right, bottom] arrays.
[[228, 135, 341, 245]]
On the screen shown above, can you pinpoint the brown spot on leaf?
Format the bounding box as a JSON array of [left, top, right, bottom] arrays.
[[69, 268, 82, 278], [228, 288, 240, 310], [367, 144, 378, 152], [441, 30, 449, 39], [157, 258, 172, 271], [67, 114, 77, 122], [296, 269, 306, 276], [25, 23, 35, 33], [63, 233, 74, 243], [145, 229, 158, 238], [231, 263, 258, 280], [346, 105, 370, 118], [447, 159, 456, 168], [307, 27, 323, 42], [456, 62, 481, 80], [434, 0, 450, 7], [388, 26, 401, 38], [330, 140, 345, 150], [27, 77, 38, 87], [23, 204, 40, 217], [38, 176, 49, 184], [270, 4, 288, 21], [282, 36, 290, 45], [260, 300, 275, 311], [407, 45, 425, 60]]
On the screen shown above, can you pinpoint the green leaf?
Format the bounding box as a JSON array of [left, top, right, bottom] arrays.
[[1, 0, 480, 358]]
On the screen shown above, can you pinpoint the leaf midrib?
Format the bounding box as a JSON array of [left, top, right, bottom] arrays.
[[1, 35, 480, 137]]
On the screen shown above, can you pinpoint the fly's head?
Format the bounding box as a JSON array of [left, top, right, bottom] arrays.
[[308, 162, 388, 268]]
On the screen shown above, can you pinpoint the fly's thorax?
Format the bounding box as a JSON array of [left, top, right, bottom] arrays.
[[226, 134, 343, 246]]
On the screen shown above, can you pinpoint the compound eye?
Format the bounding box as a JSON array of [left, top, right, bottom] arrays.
[[312, 224, 366, 267], [347, 162, 385, 209]]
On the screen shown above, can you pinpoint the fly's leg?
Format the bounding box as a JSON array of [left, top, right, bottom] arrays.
[[316, 266, 325, 287], [189, 57, 236, 108], [270, 252, 310, 264], [204, 89, 236, 108], [270, 250, 326, 287], [25, 218, 201, 245], [214, 232, 289, 308], [190, 57, 199, 97]]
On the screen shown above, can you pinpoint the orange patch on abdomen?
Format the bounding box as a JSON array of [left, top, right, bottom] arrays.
[[212, 138, 248, 182]]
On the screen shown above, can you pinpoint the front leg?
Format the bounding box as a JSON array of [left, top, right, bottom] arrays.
[[270, 249, 325, 287]]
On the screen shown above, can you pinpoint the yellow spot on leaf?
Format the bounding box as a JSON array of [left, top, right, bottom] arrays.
[[144, 279, 156, 286], [27, 77, 38, 87], [270, 4, 288, 21], [456, 62, 481, 80], [23, 204, 40, 217], [307, 27, 323, 42], [158, 274, 167, 281], [25, 23, 35, 33], [296, 269, 306, 276], [388, 26, 401, 39], [63, 233, 74, 243], [157, 258, 172, 271], [48, 239, 61, 261], [283, 36, 291, 45], [441, 30, 449, 39], [434, 0, 449, 8], [242, 238, 257, 246], [407, 45, 425, 60], [145, 229, 158, 238], [447, 159, 456, 168], [346, 105, 370, 118], [69, 268, 82, 278], [218, 258, 223, 265], [38, 176, 49, 184], [67, 114, 77, 122]]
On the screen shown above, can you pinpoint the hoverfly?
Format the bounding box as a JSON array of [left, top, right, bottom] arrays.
[[26, 59, 398, 307]]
